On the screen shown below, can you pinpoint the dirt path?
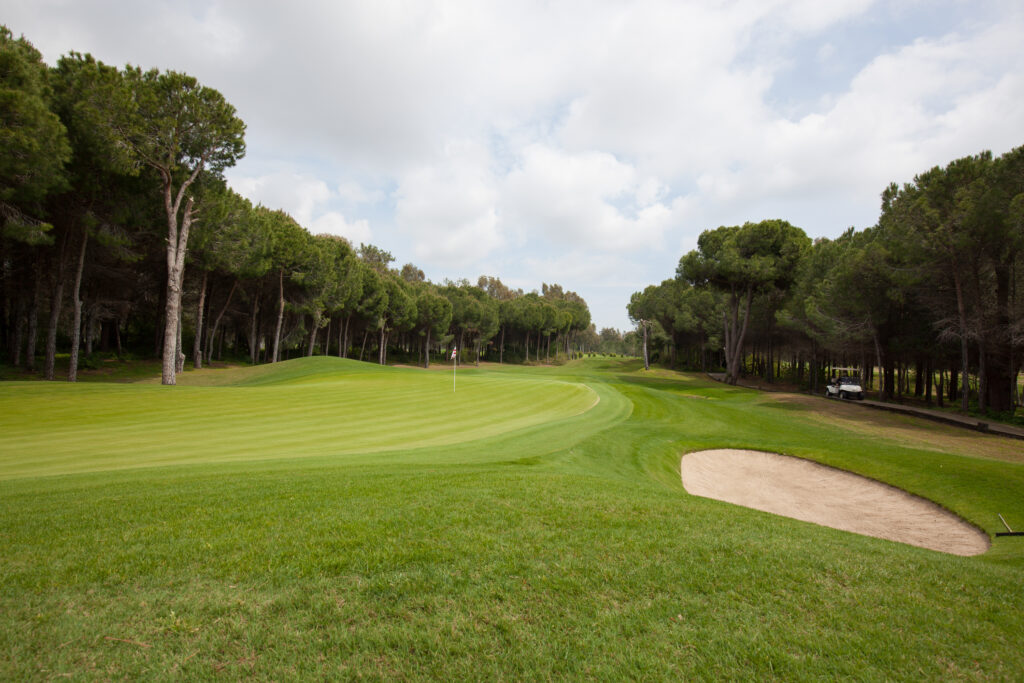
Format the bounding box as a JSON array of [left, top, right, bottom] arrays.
[[680, 449, 990, 556]]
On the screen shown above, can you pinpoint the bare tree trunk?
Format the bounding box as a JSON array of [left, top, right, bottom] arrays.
[[272, 268, 285, 363], [68, 228, 88, 382], [424, 327, 431, 368], [84, 303, 95, 356], [192, 270, 208, 369], [378, 326, 385, 365], [341, 313, 352, 358], [11, 289, 25, 367], [952, 269, 970, 412], [206, 280, 237, 365], [642, 321, 649, 371], [725, 288, 753, 385], [324, 316, 331, 356], [175, 306, 185, 374], [26, 269, 40, 372], [306, 312, 320, 356], [249, 285, 261, 366], [45, 231, 69, 380], [161, 194, 195, 385], [359, 330, 368, 361]]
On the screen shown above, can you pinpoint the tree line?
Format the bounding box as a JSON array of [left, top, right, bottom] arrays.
[[630, 145, 1024, 415], [0, 27, 595, 383]]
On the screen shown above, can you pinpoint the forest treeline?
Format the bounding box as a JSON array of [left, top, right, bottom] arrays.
[[630, 146, 1024, 414], [0, 28, 598, 382]]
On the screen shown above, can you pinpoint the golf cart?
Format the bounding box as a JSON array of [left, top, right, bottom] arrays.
[[825, 368, 865, 400]]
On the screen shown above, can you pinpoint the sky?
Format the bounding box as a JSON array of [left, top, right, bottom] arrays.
[[5, 0, 1023, 331]]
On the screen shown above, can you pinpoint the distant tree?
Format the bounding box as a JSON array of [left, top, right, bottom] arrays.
[[880, 155, 988, 410], [359, 243, 394, 273], [379, 274, 416, 364], [478, 275, 519, 301], [400, 262, 425, 283], [415, 287, 452, 368], [266, 210, 310, 363], [679, 220, 809, 384]]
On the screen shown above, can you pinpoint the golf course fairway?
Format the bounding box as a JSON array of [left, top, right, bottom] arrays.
[[1, 357, 1022, 680]]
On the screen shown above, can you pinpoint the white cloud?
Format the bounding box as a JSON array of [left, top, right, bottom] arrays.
[[502, 145, 677, 252], [309, 213, 372, 244], [228, 170, 373, 244], [335, 181, 385, 206], [7, 0, 1024, 330], [394, 140, 504, 268], [228, 171, 329, 225]]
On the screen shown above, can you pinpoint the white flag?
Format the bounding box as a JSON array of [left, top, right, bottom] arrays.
[[450, 347, 457, 360]]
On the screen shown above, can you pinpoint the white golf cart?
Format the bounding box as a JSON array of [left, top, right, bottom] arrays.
[[825, 367, 865, 400]]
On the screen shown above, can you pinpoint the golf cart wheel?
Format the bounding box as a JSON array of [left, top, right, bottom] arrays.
[[840, 391, 848, 400]]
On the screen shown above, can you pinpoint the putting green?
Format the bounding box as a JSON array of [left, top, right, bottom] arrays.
[[0, 357, 598, 480]]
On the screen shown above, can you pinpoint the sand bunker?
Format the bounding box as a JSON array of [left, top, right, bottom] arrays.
[[680, 449, 989, 556]]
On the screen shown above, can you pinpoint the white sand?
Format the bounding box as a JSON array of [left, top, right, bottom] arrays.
[[680, 449, 989, 556]]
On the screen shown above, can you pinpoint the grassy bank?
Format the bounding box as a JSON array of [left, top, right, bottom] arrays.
[[1, 357, 1022, 680]]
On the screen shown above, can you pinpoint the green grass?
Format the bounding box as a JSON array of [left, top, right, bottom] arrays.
[[1, 356, 1022, 680]]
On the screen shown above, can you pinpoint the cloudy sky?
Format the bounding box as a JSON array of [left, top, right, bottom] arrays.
[[7, 1, 1023, 331]]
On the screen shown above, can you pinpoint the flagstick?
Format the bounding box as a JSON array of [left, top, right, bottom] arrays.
[[453, 348, 457, 392]]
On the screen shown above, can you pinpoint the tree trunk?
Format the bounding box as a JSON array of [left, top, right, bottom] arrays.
[[11, 284, 26, 367], [306, 312, 320, 356], [161, 191, 195, 385], [83, 303, 95, 356], [192, 270, 208, 369], [175, 305, 185, 374], [872, 331, 886, 400], [206, 280, 237, 365], [424, 328, 431, 369], [341, 313, 352, 359], [977, 340, 988, 412], [45, 230, 70, 381], [985, 262, 1014, 412], [67, 227, 88, 382], [642, 321, 650, 371], [725, 287, 753, 385], [272, 268, 285, 363], [950, 269, 970, 412], [499, 327, 505, 364], [25, 268, 40, 372], [248, 283, 261, 366], [924, 360, 932, 405]]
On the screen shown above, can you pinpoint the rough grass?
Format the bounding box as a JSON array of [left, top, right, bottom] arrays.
[[1, 357, 1022, 680]]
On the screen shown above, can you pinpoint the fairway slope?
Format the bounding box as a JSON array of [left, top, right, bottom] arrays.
[[0, 358, 599, 479], [681, 449, 990, 555]]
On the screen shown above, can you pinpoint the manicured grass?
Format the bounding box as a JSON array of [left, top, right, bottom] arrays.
[[1, 357, 1022, 680], [0, 357, 597, 479]]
